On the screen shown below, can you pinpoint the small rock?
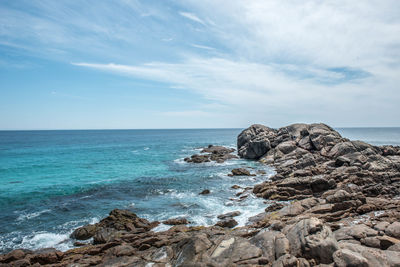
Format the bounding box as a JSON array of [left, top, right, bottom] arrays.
[[215, 218, 238, 228], [217, 211, 241, 220], [229, 168, 254, 176], [199, 189, 210, 195]]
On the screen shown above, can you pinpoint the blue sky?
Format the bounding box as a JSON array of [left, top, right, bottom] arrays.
[[0, 0, 399, 129]]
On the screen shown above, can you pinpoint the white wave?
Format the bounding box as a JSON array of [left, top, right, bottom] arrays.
[[16, 209, 51, 222], [152, 224, 172, 232], [19, 231, 74, 252], [173, 158, 186, 164], [60, 217, 100, 229], [144, 147, 150, 150]]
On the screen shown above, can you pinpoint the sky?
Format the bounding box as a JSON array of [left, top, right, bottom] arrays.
[[0, 0, 399, 130]]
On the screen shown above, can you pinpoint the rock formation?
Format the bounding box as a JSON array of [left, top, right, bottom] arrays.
[[184, 145, 238, 163]]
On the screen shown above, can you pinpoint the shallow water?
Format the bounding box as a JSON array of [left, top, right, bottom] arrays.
[[1, 127, 399, 253]]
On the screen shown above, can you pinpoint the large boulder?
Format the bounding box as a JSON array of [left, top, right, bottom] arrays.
[[238, 124, 276, 159], [283, 217, 338, 264]]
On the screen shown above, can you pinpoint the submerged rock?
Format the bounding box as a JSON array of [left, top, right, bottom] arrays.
[[228, 168, 255, 176]]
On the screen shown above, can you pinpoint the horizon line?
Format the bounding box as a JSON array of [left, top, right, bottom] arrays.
[[1, 126, 400, 131]]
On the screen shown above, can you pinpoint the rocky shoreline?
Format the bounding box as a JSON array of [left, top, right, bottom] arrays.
[[2, 123, 400, 266]]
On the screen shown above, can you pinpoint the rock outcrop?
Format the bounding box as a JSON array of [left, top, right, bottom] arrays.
[[184, 145, 238, 163]]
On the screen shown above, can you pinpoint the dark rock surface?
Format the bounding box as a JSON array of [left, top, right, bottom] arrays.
[[228, 168, 256, 176], [162, 217, 189, 225], [3, 123, 400, 266], [184, 144, 238, 163]]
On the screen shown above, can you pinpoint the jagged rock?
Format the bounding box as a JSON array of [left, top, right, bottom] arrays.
[[71, 209, 158, 242], [238, 124, 276, 159]]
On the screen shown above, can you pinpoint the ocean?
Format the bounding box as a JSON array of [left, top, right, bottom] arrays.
[[0, 127, 399, 253]]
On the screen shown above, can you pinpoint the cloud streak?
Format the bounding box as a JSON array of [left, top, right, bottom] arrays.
[[179, 11, 205, 25]]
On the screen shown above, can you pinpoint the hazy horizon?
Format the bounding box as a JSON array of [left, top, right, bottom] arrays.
[[1, 1, 399, 129], [2, 125, 400, 131]]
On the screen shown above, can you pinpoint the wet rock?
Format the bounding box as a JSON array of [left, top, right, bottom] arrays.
[[71, 224, 97, 240], [199, 189, 210, 195], [184, 154, 210, 163], [71, 209, 158, 244], [217, 211, 241, 220], [163, 218, 189, 225], [201, 145, 235, 154], [229, 168, 254, 176], [186, 145, 237, 164]]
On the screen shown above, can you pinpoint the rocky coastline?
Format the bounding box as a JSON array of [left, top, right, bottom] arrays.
[[2, 123, 400, 266]]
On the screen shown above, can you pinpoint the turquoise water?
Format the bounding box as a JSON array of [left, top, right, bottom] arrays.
[[0, 127, 399, 253], [0, 129, 273, 253]]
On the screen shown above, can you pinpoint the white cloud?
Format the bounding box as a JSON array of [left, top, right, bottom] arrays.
[[73, 55, 399, 126], [179, 11, 205, 25]]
